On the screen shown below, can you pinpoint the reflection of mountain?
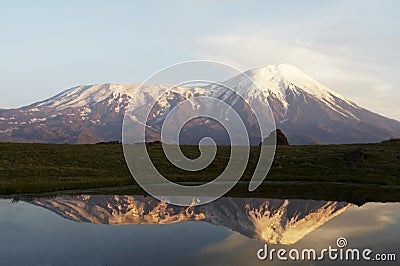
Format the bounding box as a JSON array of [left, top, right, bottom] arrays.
[[32, 196, 351, 245]]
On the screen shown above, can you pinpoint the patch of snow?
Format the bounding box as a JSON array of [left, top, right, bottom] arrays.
[[0, 127, 17, 134], [80, 106, 91, 117], [36, 83, 140, 110], [29, 118, 47, 124]]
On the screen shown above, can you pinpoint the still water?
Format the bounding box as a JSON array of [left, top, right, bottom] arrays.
[[0, 195, 398, 266]]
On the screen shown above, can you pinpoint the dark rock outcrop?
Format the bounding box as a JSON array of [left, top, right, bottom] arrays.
[[263, 129, 289, 145]]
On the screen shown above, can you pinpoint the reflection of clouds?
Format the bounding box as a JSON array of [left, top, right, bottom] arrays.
[[196, 233, 315, 266], [305, 203, 399, 242], [195, 203, 400, 266], [201, 233, 250, 254], [376, 214, 396, 224]]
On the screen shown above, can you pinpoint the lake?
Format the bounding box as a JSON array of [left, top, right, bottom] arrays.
[[0, 195, 398, 265]]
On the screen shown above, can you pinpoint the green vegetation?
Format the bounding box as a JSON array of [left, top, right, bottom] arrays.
[[0, 143, 132, 194], [0, 141, 399, 202], [149, 142, 400, 186]]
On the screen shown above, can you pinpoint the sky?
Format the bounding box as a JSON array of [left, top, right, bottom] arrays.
[[0, 0, 399, 120]]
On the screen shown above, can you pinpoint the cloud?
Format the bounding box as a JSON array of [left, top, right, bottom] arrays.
[[193, 29, 400, 121]]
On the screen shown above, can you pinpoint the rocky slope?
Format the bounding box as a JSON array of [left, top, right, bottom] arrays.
[[1, 64, 399, 144]]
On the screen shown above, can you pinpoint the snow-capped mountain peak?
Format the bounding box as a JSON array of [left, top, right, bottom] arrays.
[[36, 83, 140, 109], [1, 64, 400, 144], [235, 63, 353, 107]]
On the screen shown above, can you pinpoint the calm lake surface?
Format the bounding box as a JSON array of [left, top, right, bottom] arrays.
[[0, 195, 398, 266]]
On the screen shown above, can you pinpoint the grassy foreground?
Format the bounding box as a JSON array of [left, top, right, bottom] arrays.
[[0, 140, 399, 202]]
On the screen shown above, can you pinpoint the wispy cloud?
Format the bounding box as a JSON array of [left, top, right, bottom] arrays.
[[194, 32, 399, 120], [192, 1, 400, 120]]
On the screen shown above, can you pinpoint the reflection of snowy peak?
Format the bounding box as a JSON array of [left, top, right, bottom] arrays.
[[1, 64, 400, 144], [32, 195, 352, 245]]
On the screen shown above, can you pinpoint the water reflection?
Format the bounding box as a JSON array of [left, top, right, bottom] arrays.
[[31, 195, 351, 244], [1, 196, 399, 266]]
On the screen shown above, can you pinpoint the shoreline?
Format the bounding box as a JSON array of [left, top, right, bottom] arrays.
[[3, 181, 399, 206], [1, 141, 399, 205]]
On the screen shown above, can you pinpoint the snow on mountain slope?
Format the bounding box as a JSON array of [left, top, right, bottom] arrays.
[[250, 64, 353, 105], [35, 83, 140, 109], [224, 64, 360, 121], [0, 64, 399, 144]]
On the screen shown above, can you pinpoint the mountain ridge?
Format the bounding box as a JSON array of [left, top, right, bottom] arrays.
[[1, 64, 399, 144]]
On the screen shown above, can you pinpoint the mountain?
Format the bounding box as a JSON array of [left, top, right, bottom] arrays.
[[1, 64, 399, 144], [228, 64, 400, 144], [31, 195, 352, 244]]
